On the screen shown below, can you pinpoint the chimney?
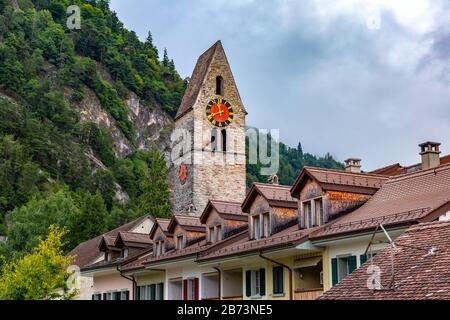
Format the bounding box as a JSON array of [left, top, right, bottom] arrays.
[[419, 141, 441, 170], [344, 158, 362, 173]]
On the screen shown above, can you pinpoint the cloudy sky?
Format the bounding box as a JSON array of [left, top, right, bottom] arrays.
[[110, 0, 450, 171]]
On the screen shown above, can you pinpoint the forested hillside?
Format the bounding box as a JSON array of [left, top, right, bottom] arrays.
[[0, 0, 181, 262], [0, 0, 342, 264]]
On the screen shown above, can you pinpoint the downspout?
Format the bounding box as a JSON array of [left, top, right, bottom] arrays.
[[213, 267, 221, 300], [259, 251, 293, 301], [117, 265, 136, 300]]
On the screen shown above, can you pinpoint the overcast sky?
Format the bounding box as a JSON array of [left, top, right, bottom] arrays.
[[110, 0, 450, 171]]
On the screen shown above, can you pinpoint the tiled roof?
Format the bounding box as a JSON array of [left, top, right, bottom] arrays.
[[311, 164, 450, 239], [320, 221, 450, 300], [116, 231, 152, 245], [242, 183, 297, 213], [149, 218, 172, 239], [102, 235, 116, 247], [82, 247, 151, 272], [200, 200, 246, 223], [120, 250, 154, 272], [67, 215, 152, 268], [290, 166, 388, 197], [370, 154, 450, 176], [197, 225, 318, 262], [168, 215, 206, 233], [175, 41, 220, 120], [155, 218, 170, 232]]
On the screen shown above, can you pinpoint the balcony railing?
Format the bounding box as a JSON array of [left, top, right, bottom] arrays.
[[222, 295, 243, 300], [294, 288, 323, 300]]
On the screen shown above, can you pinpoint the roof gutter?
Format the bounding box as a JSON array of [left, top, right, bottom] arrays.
[[259, 251, 293, 301], [117, 265, 136, 300]]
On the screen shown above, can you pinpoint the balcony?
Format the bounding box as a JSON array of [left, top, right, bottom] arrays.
[[294, 288, 323, 300], [222, 295, 243, 300]]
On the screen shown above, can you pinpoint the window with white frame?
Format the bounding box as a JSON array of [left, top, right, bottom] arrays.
[[136, 283, 164, 300], [155, 240, 164, 256], [187, 279, 196, 300], [302, 197, 324, 228], [208, 227, 214, 242], [122, 248, 129, 258], [176, 235, 184, 249], [245, 269, 266, 297], [215, 225, 222, 242], [208, 225, 222, 243], [92, 293, 102, 300], [251, 213, 270, 239]]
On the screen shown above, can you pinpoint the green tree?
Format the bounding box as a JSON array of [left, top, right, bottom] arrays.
[[7, 189, 80, 254], [0, 225, 77, 300], [71, 190, 108, 243], [135, 148, 171, 218]]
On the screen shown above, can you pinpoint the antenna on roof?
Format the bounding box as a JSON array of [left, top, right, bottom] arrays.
[[364, 223, 396, 291]]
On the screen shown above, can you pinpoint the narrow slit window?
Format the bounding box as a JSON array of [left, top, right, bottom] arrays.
[[216, 76, 223, 95], [221, 130, 227, 152], [211, 129, 218, 152]]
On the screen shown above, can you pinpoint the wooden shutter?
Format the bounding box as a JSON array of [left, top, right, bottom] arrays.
[[183, 279, 188, 300], [331, 258, 338, 287], [272, 266, 283, 294], [245, 270, 251, 297], [158, 283, 164, 300], [150, 284, 156, 300], [360, 254, 367, 265], [194, 278, 199, 300], [259, 268, 266, 296], [348, 255, 357, 274]]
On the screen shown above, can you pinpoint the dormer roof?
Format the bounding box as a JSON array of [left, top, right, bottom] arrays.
[[290, 166, 388, 198], [241, 183, 297, 213], [200, 200, 247, 224]]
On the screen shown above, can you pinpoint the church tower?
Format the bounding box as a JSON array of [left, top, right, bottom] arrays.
[[170, 41, 247, 216]]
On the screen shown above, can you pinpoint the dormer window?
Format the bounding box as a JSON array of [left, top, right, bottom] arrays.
[[176, 235, 184, 249], [155, 240, 165, 256], [208, 225, 222, 243], [122, 248, 129, 258], [105, 252, 111, 262], [251, 213, 270, 240], [302, 197, 324, 228]]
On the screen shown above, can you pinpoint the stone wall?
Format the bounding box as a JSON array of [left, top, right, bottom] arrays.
[[170, 43, 247, 216]]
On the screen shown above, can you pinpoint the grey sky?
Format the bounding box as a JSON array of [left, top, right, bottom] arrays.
[[110, 0, 450, 171]]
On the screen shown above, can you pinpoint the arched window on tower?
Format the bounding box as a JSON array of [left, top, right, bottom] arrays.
[[216, 76, 223, 95], [221, 130, 227, 153]]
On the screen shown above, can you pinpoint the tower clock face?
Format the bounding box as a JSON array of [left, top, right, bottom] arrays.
[[206, 98, 234, 127]]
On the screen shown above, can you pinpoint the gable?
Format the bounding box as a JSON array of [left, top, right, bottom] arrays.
[[130, 217, 153, 234]]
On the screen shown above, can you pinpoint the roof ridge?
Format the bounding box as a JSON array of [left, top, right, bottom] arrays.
[[386, 162, 450, 184], [304, 166, 388, 179], [407, 220, 450, 232]]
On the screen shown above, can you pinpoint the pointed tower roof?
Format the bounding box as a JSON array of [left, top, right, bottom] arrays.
[[175, 40, 245, 120]]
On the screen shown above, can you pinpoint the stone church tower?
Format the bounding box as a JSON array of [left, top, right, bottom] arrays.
[[170, 41, 247, 216]]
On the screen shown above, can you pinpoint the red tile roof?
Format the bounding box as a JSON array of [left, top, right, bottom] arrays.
[[67, 215, 152, 268], [242, 183, 298, 213], [311, 164, 450, 239], [320, 221, 450, 300], [290, 166, 388, 197]]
